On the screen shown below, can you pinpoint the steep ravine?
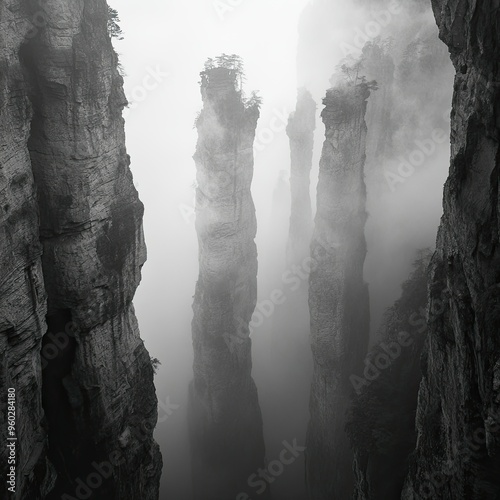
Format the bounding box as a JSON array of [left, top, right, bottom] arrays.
[[403, 0, 500, 498], [0, 1, 161, 498], [189, 64, 269, 500], [306, 82, 371, 499]]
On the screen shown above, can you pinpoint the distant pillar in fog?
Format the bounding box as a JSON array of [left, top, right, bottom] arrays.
[[189, 60, 269, 500], [306, 82, 371, 499], [286, 88, 316, 264]]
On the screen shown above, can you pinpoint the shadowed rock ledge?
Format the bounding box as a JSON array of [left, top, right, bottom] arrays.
[[0, 1, 161, 498]]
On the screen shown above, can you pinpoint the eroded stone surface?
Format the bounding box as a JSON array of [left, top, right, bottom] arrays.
[[306, 83, 371, 499], [0, 1, 161, 498], [403, 0, 500, 498], [189, 66, 269, 500]]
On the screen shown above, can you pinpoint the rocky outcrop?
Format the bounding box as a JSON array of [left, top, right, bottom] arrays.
[[306, 82, 371, 499], [189, 64, 269, 500], [0, 1, 161, 498], [286, 88, 316, 264], [402, 1, 500, 498]]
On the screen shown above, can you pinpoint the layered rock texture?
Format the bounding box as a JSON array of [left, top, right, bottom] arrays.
[[402, 1, 500, 498], [347, 250, 431, 500], [286, 88, 316, 264], [0, 1, 161, 498], [306, 82, 371, 499], [189, 65, 268, 500]]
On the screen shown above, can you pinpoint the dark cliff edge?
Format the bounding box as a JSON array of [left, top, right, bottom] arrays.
[[402, 0, 500, 498], [0, 1, 161, 498], [189, 63, 269, 500], [306, 82, 371, 499]]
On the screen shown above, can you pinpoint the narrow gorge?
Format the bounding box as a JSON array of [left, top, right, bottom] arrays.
[[1, 0, 499, 499]]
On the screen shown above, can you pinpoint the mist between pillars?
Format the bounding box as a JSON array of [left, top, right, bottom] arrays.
[[224, 235, 340, 352], [384, 109, 451, 193]]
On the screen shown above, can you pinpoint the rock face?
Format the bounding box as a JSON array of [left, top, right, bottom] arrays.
[[189, 65, 268, 500], [286, 88, 316, 264], [0, 1, 55, 496], [402, 1, 500, 498], [306, 83, 371, 499], [347, 251, 431, 500], [0, 1, 161, 498]]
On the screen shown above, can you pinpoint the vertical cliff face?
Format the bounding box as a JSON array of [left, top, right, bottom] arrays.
[[403, 1, 500, 498], [0, 2, 55, 497], [306, 83, 371, 499], [189, 65, 268, 500], [286, 88, 316, 264], [0, 1, 161, 498]]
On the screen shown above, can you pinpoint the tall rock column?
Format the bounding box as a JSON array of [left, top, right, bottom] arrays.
[[189, 64, 268, 499], [1, 1, 162, 498], [403, 1, 500, 498], [286, 88, 316, 264], [306, 83, 371, 499]]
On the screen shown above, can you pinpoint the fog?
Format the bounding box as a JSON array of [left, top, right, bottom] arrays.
[[111, 0, 453, 497], [297, 0, 454, 339]]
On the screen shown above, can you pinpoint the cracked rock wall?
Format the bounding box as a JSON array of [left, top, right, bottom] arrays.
[[403, 0, 500, 498], [0, 1, 161, 498]]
